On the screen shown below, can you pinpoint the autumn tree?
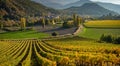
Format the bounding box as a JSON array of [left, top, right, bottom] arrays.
[[20, 17, 26, 30], [52, 19, 55, 25]]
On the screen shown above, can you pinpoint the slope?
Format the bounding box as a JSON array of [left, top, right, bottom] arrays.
[[0, 0, 58, 20]]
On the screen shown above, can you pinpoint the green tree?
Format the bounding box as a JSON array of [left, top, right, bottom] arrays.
[[100, 34, 113, 43], [76, 16, 81, 27]]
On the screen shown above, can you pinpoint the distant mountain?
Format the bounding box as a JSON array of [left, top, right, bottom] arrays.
[[32, 0, 63, 9], [0, 0, 58, 20], [64, 0, 120, 14], [64, 0, 92, 9], [96, 2, 120, 14], [31, 0, 120, 14], [65, 3, 118, 17]]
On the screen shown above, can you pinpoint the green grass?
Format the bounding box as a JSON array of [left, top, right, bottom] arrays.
[[79, 28, 120, 39], [0, 30, 50, 39]]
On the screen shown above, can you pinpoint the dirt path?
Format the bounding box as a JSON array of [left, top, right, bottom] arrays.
[[73, 25, 84, 35]]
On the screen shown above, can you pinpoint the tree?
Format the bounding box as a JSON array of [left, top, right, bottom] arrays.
[[52, 19, 55, 25], [100, 34, 113, 43], [41, 18, 45, 28], [46, 19, 51, 25], [76, 16, 81, 27], [0, 16, 3, 29], [20, 17, 26, 30], [52, 32, 58, 36], [100, 34, 105, 41], [73, 14, 77, 26], [63, 21, 74, 28], [73, 14, 82, 27], [113, 36, 120, 44]]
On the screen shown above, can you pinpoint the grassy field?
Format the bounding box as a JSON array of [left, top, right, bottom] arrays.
[[79, 20, 120, 39], [0, 30, 50, 39], [84, 20, 120, 28], [79, 28, 120, 39]]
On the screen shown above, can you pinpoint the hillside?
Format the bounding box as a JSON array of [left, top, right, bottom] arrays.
[[0, 0, 58, 20], [32, 0, 63, 9], [65, 3, 118, 17], [96, 2, 120, 14]]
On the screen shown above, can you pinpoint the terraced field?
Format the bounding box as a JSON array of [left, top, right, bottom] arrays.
[[0, 37, 120, 66]]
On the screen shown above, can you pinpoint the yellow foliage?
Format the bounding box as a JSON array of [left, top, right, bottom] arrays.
[[21, 18, 26, 29]]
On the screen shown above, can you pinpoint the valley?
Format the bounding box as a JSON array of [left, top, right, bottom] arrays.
[[0, 0, 120, 66]]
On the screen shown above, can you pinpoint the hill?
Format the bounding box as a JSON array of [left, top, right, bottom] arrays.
[[0, 0, 58, 20], [64, 3, 118, 17]]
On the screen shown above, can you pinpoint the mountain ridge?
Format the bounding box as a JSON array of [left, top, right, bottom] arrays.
[[32, 0, 120, 14], [64, 3, 118, 17], [64, 0, 120, 14]]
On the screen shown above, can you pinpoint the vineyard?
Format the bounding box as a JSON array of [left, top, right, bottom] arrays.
[[84, 20, 120, 28], [0, 37, 120, 66]]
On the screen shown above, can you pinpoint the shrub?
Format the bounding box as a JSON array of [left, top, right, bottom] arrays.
[[63, 21, 74, 28], [100, 34, 120, 44], [52, 32, 59, 36], [105, 35, 113, 43], [113, 37, 120, 44], [100, 34, 112, 43]]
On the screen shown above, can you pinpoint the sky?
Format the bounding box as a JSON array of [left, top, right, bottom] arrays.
[[52, 0, 120, 5], [91, 0, 120, 4]]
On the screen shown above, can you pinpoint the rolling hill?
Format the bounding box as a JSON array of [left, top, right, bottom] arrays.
[[65, 3, 118, 17], [0, 0, 58, 20]]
